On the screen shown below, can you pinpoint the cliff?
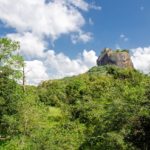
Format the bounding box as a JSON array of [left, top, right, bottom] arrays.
[[97, 48, 134, 68]]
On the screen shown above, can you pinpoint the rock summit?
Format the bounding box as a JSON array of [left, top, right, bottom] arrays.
[[97, 48, 134, 68]]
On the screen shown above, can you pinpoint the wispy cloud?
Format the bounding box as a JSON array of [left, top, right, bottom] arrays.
[[120, 34, 129, 42], [71, 31, 93, 44], [89, 18, 94, 25]]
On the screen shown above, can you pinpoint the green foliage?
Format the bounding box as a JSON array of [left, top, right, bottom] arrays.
[[1, 52, 150, 150], [115, 49, 129, 53], [37, 66, 150, 149], [0, 38, 24, 141], [38, 80, 66, 106], [0, 38, 24, 79], [125, 116, 150, 150]]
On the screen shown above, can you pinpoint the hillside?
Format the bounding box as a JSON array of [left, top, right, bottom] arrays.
[[1, 65, 150, 150]]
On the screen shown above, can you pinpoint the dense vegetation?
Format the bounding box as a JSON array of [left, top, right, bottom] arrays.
[[0, 38, 150, 150]]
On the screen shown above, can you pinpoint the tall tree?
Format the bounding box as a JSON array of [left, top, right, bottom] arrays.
[[0, 38, 24, 140]]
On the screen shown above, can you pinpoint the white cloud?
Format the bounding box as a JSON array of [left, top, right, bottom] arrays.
[[0, 0, 101, 85], [82, 50, 97, 67], [22, 49, 97, 85], [44, 49, 97, 79], [0, 0, 87, 40], [131, 47, 150, 74], [71, 31, 93, 44], [25, 60, 49, 85], [7, 32, 46, 59], [0, 0, 101, 41]]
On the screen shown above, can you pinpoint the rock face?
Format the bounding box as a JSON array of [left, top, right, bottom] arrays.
[[97, 48, 134, 68]]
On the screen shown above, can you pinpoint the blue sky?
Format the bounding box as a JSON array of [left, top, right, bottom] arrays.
[[0, 0, 150, 84], [53, 0, 150, 57]]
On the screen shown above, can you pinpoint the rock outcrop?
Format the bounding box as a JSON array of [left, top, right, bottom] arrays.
[[97, 48, 134, 68]]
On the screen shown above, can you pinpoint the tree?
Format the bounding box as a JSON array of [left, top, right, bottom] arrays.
[[0, 38, 24, 79], [0, 38, 24, 141]]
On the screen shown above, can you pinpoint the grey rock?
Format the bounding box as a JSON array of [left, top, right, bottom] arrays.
[[97, 48, 134, 68]]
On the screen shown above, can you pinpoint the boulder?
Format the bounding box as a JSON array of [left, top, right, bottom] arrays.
[[97, 48, 134, 68]]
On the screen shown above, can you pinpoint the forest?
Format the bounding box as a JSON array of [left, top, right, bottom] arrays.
[[0, 38, 150, 150]]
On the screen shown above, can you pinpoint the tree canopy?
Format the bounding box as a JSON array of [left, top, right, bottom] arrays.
[[0, 39, 150, 150]]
